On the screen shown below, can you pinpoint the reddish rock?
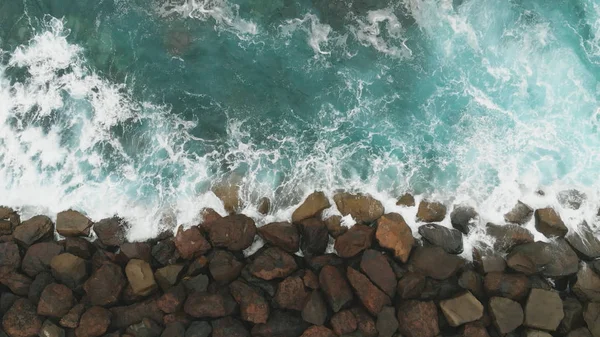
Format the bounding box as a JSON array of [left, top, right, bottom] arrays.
[[410, 246, 464, 280], [0, 242, 20, 270], [204, 214, 256, 251], [489, 296, 523, 335], [300, 326, 336, 337], [209, 250, 243, 283], [109, 299, 164, 330], [13, 215, 53, 247], [396, 300, 439, 337], [334, 192, 384, 224], [360, 249, 396, 298], [504, 201, 533, 225], [64, 237, 94, 259], [376, 306, 399, 337], [0, 267, 32, 296], [212, 316, 249, 337], [484, 272, 530, 300], [486, 223, 534, 251], [154, 264, 184, 292], [324, 215, 346, 238], [306, 254, 344, 272], [524, 289, 564, 331], [319, 265, 353, 312], [375, 213, 414, 263], [347, 267, 390, 315], [397, 193, 415, 207], [351, 306, 378, 337], [274, 276, 309, 311], [535, 208, 568, 238], [258, 222, 299, 253], [291, 191, 331, 223], [174, 226, 211, 260], [93, 217, 127, 247], [397, 272, 426, 299], [199, 208, 221, 228], [60, 303, 85, 328], [212, 180, 241, 214], [418, 223, 464, 254], [184, 291, 236, 318], [75, 306, 111, 337], [439, 292, 484, 327], [156, 284, 186, 314], [334, 224, 374, 258], [125, 259, 157, 297], [56, 210, 93, 237], [22, 242, 62, 277], [83, 261, 126, 306], [229, 280, 270, 324], [119, 242, 152, 263], [298, 218, 329, 257], [50, 253, 88, 289], [251, 310, 309, 337], [463, 323, 490, 337], [301, 290, 327, 325], [2, 298, 43, 337], [162, 312, 190, 326], [331, 310, 357, 335], [249, 247, 297, 280], [302, 269, 319, 289], [416, 200, 446, 222], [37, 283, 75, 318]]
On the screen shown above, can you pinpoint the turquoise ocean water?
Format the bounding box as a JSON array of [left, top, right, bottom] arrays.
[[2, 0, 600, 239]]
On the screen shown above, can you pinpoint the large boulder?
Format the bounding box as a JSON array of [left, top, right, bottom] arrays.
[[37, 283, 75, 318], [319, 265, 353, 312], [93, 217, 127, 247], [249, 247, 297, 280], [83, 261, 126, 306], [584, 303, 600, 337], [125, 259, 157, 297], [524, 289, 564, 331], [573, 263, 600, 302], [258, 222, 299, 253], [347, 267, 391, 316], [75, 306, 111, 337], [212, 181, 241, 214], [154, 264, 184, 292], [13, 215, 53, 248], [298, 218, 329, 257], [330, 310, 357, 335], [333, 192, 384, 224], [50, 253, 88, 289], [410, 246, 464, 280], [184, 291, 237, 318], [376, 306, 398, 337], [0, 242, 21, 270], [489, 297, 523, 335], [174, 226, 211, 260], [450, 205, 478, 234], [334, 224, 374, 258], [486, 223, 534, 251], [535, 208, 568, 238], [56, 210, 93, 237], [229, 280, 270, 324], [483, 272, 530, 300], [418, 224, 463, 254], [292, 192, 330, 223], [439, 292, 484, 327], [204, 214, 256, 251], [302, 291, 327, 326], [566, 221, 600, 260], [375, 213, 414, 263], [504, 201, 533, 224], [360, 249, 396, 298], [506, 240, 579, 277], [2, 298, 43, 337], [274, 276, 309, 311], [396, 300, 439, 337], [416, 200, 446, 222], [209, 250, 243, 284]]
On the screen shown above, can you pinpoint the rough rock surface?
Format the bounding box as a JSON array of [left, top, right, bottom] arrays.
[[291, 191, 331, 223], [573, 263, 600, 302], [204, 214, 257, 251], [375, 213, 414, 263], [298, 218, 329, 257], [249, 247, 297, 280], [416, 200, 447, 222], [360, 249, 396, 298], [566, 221, 600, 260], [418, 223, 464, 254], [258, 222, 299, 253], [347, 267, 391, 316], [524, 289, 564, 331], [56, 210, 93, 237], [504, 201, 533, 224], [450, 205, 478, 234], [535, 208, 568, 238], [439, 292, 484, 327], [334, 192, 384, 224], [13, 215, 53, 248], [396, 300, 439, 337], [334, 224, 374, 258], [410, 246, 464, 280], [319, 265, 353, 312], [489, 296, 524, 335]]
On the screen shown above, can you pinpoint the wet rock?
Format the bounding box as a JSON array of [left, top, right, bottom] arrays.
[[126, 318, 163, 337], [481, 254, 506, 273], [416, 200, 446, 223], [0, 207, 19, 229], [162, 322, 186, 337], [360, 249, 396, 298], [0, 220, 12, 236], [183, 273, 209, 293], [535, 208, 568, 238], [300, 326, 336, 337], [334, 224, 374, 258], [324, 215, 346, 238], [174, 226, 211, 260], [75, 306, 111, 337], [40, 319, 65, 337], [450, 205, 478, 234], [156, 283, 186, 314], [418, 223, 463, 254], [13, 215, 53, 248], [397, 272, 426, 299], [376, 306, 398, 337], [319, 265, 353, 312], [209, 249, 244, 284], [60, 303, 85, 328], [28, 272, 53, 303], [154, 264, 184, 292], [375, 213, 414, 263], [302, 269, 319, 289], [334, 192, 384, 224], [185, 321, 212, 337], [110, 299, 164, 330], [121, 242, 152, 263], [126, 259, 157, 297], [249, 247, 297, 280], [506, 240, 579, 277], [524, 289, 564, 331], [396, 193, 415, 207], [410, 246, 464, 280], [83, 261, 126, 306], [258, 197, 271, 215], [274, 276, 309, 311], [204, 214, 256, 251], [151, 240, 180, 266], [486, 223, 534, 251], [64, 237, 93, 259], [0, 242, 20, 270], [2, 298, 42, 337], [440, 292, 484, 327], [331, 310, 357, 335], [199, 207, 221, 228], [212, 316, 249, 337], [566, 221, 600, 260], [0, 268, 32, 296], [483, 272, 530, 300], [229, 280, 270, 324], [558, 297, 585, 335], [569, 328, 593, 337], [351, 306, 378, 337], [489, 297, 523, 335], [258, 222, 300, 253], [301, 290, 327, 325], [93, 217, 127, 247], [22, 242, 62, 277], [251, 310, 309, 337], [298, 218, 329, 257], [50, 253, 88, 289], [504, 201, 533, 225], [184, 291, 236, 318], [347, 267, 390, 315], [56, 210, 93, 237], [37, 283, 75, 317], [573, 263, 600, 303], [558, 189, 586, 210], [396, 300, 439, 337], [212, 181, 241, 214], [584, 303, 600, 337], [292, 192, 331, 223]]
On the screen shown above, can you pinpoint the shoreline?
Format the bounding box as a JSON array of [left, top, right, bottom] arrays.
[[0, 191, 599, 336]]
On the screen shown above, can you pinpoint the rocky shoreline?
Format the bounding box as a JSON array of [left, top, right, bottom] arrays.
[[0, 191, 599, 337]]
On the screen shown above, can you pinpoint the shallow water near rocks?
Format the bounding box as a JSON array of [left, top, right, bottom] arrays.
[[1, 0, 600, 242]]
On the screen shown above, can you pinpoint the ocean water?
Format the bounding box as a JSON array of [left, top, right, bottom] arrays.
[[1, 0, 600, 242]]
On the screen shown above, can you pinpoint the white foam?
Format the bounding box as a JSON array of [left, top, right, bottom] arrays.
[[350, 8, 413, 58]]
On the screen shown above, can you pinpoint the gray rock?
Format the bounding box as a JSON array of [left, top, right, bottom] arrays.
[[558, 297, 585, 335], [558, 190, 586, 210], [504, 201, 533, 225], [376, 306, 398, 337], [506, 240, 579, 277], [568, 328, 593, 337], [489, 296, 523, 335], [440, 292, 484, 327], [535, 208, 568, 238], [524, 289, 564, 331], [584, 303, 600, 337], [566, 221, 600, 260], [450, 205, 478, 234], [39, 319, 65, 337], [185, 321, 212, 337], [573, 263, 600, 302], [418, 224, 463, 254]]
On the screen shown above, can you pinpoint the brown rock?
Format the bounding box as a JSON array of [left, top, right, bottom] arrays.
[[39, 319, 65, 337], [125, 259, 157, 297], [410, 246, 464, 280], [419, 223, 463, 254], [249, 247, 297, 280], [396, 300, 439, 337], [93, 217, 127, 247], [199, 207, 221, 228], [347, 267, 390, 315], [75, 306, 111, 337], [489, 296, 523, 335], [292, 191, 331, 223], [174, 226, 211, 260], [463, 323, 490, 337], [258, 222, 299, 253], [459, 270, 485, 300], [184, 291, 236, 318], [120, 242, 152, 263], [334, 192, 384, 224], [274, 276, 309, 311], [450, 205, 478, 234], [584, 303, 600, 337], [524, 289, 564, 331], [230, 280, 270, 324], [212, 316, 249, 337], [375, 213, 414, 263], [397, 272, 426, 299], [483, 272, 530, 300], [298, 218, 329, 257], [0, 267, 32, 296], [535, 208, 568, 238], [151, 239, 180, 266], [360, 249, 396, 298], [568, 328, 593, 337], [0, 242, 21, 270], [209, 250, 243, 283], [376, 306, 398, 337], [13, 215, 53, 248], [156, 283, 186, 314], [559, 297, 585, 335], [566, 221, 600, 260], [396, 193, 415, 207], [573, 263, 600, 302], [205, 214, 256, 251], [258, 197, 271, 215], [37, 283, 75, 317], [481, 253, 506, 273], [28, 272, 53, 303], [154, 264, 184, 292], [22, 242, 63, 277], [109, 299, 164, 330], [486, 223, 534, 251], [2, 298, 43, 337], [212, 180, 241, 214], [50, 253, 88, 289], [301, 290, 327, 325], [59, 303, 85, 328], [251, 310, 309, 337], [504, 201, 533, 224], [507, 240, 579, 277], [125, 317, 162, 336], [416, 200, 446, 222], [334, 224, 374, 258], [351, 306, 378, 337], [56, 210, 92, 237], [302, 270, 319, 289], [64, 237, 93, 259], [324, 215, 346, 238], [440, 292, 484, 327], [300, 326, 336, 337], [83, 261, 125, 306], [329, 310, 356, 335], [162, 322, 186, 337], [319, 265, 353, 312], [306, 254, 344, 272]]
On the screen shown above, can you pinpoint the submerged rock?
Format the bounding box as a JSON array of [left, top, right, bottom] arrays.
[[212, 181, 241, 214], [334, 192, 384, 224], [258, 197, 271, 215], [558, 189, 586, 210], [396, 193, 415, 207], [504, 201, 533, 225], [450, 205, 478, 234]]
